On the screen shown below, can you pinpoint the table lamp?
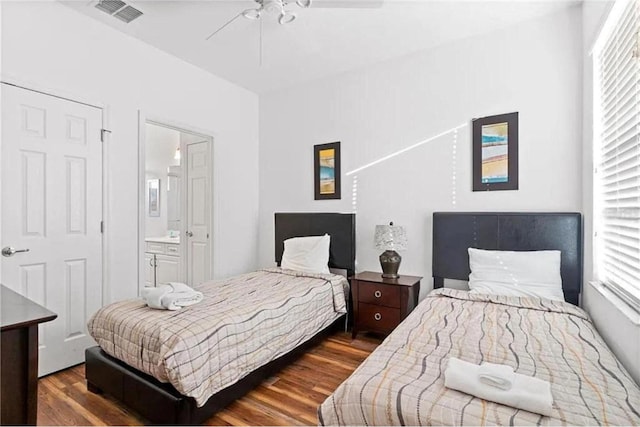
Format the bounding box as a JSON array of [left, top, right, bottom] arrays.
[[374, 222, 407, 279]]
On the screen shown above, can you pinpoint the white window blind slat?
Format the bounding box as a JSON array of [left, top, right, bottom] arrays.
[[594, 0, 640, 308], [603, 260, 640, 286], [602, 231, 640, 242], [601, 163, 640, 182], [601, 138, 639, 163], [602, 235, 640, 252], [602, 32, 636, 73], [602, 92, 637, 123], [603, 90, 637, 121], [601, 1, 636, 52], [602, 51, 636, 84]]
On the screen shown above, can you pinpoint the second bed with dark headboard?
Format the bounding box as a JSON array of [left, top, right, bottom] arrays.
[[320, 211, 640, 426], [432, 212, 583, 305]]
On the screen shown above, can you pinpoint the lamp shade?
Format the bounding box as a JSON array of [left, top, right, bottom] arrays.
[[374, 223, 407, 251]]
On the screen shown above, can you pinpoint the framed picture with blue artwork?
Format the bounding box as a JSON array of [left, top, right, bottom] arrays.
[[473, 112, 519, 191], [314, 141, 341, 200]]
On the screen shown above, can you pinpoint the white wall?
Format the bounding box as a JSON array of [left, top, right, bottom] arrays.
[[259, 6, 583, 299], [580, 0, 640, 384], [1, 1, 260, 303]]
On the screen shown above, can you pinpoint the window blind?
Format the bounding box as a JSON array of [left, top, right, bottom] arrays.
[[594, 0, 640, 310]]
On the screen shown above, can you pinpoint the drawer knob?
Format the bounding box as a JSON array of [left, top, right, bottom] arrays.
[[374, 312, 382, 321], [374, 290, 382, 298]]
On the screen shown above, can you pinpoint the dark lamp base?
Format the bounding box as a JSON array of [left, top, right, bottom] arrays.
[[379, 250, 402, 279]]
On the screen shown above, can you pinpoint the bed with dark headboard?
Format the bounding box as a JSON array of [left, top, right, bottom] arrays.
[[432, 212, 583, 305], [85, 212, 356, 425], [319, 211, 640, 426], [275, 212, 356, 277]]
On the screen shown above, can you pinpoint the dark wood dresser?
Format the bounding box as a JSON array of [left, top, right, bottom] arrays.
[[1, 285, 57, 425], [351, 271, 421, 339]]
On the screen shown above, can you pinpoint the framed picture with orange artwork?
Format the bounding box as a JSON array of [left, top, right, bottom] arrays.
[[314, 142, 341, 200]]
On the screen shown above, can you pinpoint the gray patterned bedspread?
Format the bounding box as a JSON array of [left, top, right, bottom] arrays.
[[319, 288, 640, 426], [88, 268, 347, 406]]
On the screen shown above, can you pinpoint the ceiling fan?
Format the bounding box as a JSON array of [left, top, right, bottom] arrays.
[[205, 0, 384, 40]]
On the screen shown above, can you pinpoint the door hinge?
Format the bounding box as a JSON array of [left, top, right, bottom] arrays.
[[100, 128, 112, 142], [100, 221, 104, 233]]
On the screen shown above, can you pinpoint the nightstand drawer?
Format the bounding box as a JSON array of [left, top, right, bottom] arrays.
[[358, 282, 400, 308], [357, 303, 400, 332]]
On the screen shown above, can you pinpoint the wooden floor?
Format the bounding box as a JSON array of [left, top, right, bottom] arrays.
[[37, 331, 381, 426]]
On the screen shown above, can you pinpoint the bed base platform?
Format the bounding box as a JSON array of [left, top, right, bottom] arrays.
[[85, 316, 344, 425]]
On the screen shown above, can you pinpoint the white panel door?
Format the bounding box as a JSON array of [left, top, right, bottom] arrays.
[[1, 84, 103, 376], [186, 141, 211, 286]]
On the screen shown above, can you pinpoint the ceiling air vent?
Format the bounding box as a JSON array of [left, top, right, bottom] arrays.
[[95, 0, 126, 15], [94, 0, 143, 24], [113, 5, 143, 23]]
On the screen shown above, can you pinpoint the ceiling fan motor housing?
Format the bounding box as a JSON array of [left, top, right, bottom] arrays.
[[262, 0, 284, 14]]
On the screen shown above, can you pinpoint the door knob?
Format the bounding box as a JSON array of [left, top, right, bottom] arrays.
[[186, 231, 193, 237], [2, 247, 30, 257]]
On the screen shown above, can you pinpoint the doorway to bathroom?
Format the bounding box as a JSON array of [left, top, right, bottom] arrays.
[[141, 121, 213, 290]]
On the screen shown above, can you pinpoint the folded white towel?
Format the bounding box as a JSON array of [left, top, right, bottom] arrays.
[[162, 291, 203, 311], [141, 282, 203, 311], [478, 362, 515, 390], [445, 357, 553, 417]]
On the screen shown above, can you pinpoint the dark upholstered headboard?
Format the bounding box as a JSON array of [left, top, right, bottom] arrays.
[[432, 212, 583, 305], [275, 213, 356, 277]]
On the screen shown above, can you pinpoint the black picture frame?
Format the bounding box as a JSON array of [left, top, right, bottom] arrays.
[[472, 112, 519, 191], [314, 141, 341, 200]]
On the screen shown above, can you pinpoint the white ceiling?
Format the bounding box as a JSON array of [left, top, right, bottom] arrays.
[[62, 0, 579, 93]]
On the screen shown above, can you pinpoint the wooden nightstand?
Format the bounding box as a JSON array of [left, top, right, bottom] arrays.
[[351, 271, 421, 339]]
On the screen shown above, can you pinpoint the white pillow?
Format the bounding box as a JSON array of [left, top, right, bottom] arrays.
[[281, 234, 330, 274], [468, 248, 564, 301]]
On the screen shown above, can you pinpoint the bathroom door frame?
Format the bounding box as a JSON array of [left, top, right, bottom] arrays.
[[137, 112, 216, 294]]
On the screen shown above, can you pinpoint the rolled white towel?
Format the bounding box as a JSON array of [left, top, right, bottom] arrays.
[[445, 357, 553, 417], [478, 361, 515, 390], [141, 282, 203, 310]]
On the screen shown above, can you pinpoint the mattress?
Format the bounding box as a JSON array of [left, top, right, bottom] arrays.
[[88, 268, 348, 406], [319, 288, 640, 426]]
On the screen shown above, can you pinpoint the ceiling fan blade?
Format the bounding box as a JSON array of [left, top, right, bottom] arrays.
[[308, 0, 384, 8], [205, 11, 243, 40]]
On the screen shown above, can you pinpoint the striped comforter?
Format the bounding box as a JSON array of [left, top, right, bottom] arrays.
[[319, 288, 640, 426], [88, 268, 347, 407]]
